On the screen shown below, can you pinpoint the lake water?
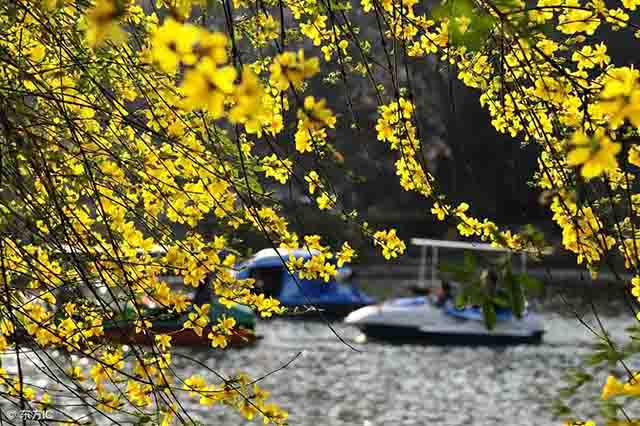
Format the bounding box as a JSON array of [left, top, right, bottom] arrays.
[[184, 312, 635, 426], [2, 308, 637, 425]]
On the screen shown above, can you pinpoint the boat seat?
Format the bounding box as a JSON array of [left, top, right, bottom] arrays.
[[444, 303, 513, 322]]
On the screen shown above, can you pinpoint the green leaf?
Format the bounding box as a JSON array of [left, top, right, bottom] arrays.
[[467, 280, 487, 305], [586, 350, 608, 366], [505, 269, 525, 319], [515, 273, 543, 294], [463, 251, 477, 273], [600, 400, 623, 419], [625, 325, 640, 334], [135, 415, 153, 425], [455, 293, 467, 309], [494, 295, 511, 309], [573, 371, 594, 386], [586, 346, 622, 366], [557, 385, 578, 399], [439, 260, 474, 283], [551, 400, 572, 417], [482, 299, 496, 330], [439, 261, 462, 275]]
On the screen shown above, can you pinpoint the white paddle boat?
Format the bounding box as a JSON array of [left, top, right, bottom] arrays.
[[345, 238, 546, 345], [345, 295, 544, 345]]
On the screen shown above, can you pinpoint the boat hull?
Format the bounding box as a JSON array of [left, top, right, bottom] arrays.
[[359, 324, 544, 346], [99, 299, 258, 348]]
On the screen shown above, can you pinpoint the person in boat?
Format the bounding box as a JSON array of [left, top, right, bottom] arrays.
[[409, 284, 431, 296], [465, 267, 500, 312], [435, 280, 452, 307], [192, 278, 211, 306], [251, 267, 283, 298], [480, 267, 511, 313], [480, 267, 498, 299]]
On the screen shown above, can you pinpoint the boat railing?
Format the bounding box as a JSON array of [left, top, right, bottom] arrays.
[[410, 238, 551, 288]]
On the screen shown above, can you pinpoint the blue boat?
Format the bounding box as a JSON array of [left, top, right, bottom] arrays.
[[235, 248, 375, 318]]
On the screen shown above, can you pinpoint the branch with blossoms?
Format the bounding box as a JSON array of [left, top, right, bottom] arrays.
[[2, 0, 640, 424]]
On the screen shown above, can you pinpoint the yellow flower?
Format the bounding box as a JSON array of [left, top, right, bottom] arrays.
[[373, 229, 406, 260], [300, 15, 327, 46], [557, 0, 601, 35], [155, 334, 172, 351], [571, 43, 609, 70], [597, 67, 640, 129], [184, 375, 207, 395], [623, 380, 640, 397], [303, 234, 323, 251], [457, 216, 483, 237], [629, 145, 640, 167], [431, 202, 449, 220], [126, 380, 151, 407], [37, 393, 52, 409], [566, 131, 620, 179], [198, 31, 228, 65], [362, 0, 374, 11], [305, 171, 321, 194], [270, 50, 320, 91], [260, 154, 292, 184], [172, 293, 190, 313], [600, 67, 638, 99], [239, 401, 257, 420], [208, 333, 228, 348], [68, 366, 86, 382], [532, 76, 568, 104], [536, 39, 558, 56], [601, 375, 625, 400], [217, 315, 236, 334], [64, 303, 76, 317], [455, 16, 471, 34], [181, 59, 237, 118], [454, 202, 470, 217], [376, 119, 396, 142], [336, 242, 356, 267], [85, 0, 127, 48], [287, 254, 306, 272], [228, 66, 264, 127], [184, 304, 210, 336], [316, 193, 335, 210], [97, 389, 123, 413], [29, 43, 46, 62], [295, 125, 328, 153], [298, 96, 336, 129], [606, 8, 629, 27], [161, 406, 177, 426], [631, 276, 640, 300], [151, 19, 200, 73]]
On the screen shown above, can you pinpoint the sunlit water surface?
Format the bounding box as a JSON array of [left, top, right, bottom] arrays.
[[3, 310, 638, 425]]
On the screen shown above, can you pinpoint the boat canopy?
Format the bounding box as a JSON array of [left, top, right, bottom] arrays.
[[411, 238, 553, 288], [276, 273, 374, 306], [237, 248, 319, 271], [235, 249, 374, 307]]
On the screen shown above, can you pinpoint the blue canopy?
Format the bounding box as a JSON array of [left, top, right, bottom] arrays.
[[277, 273, 374, 306], [236, 248, 317, 272], [235, 249, 374, 307]]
